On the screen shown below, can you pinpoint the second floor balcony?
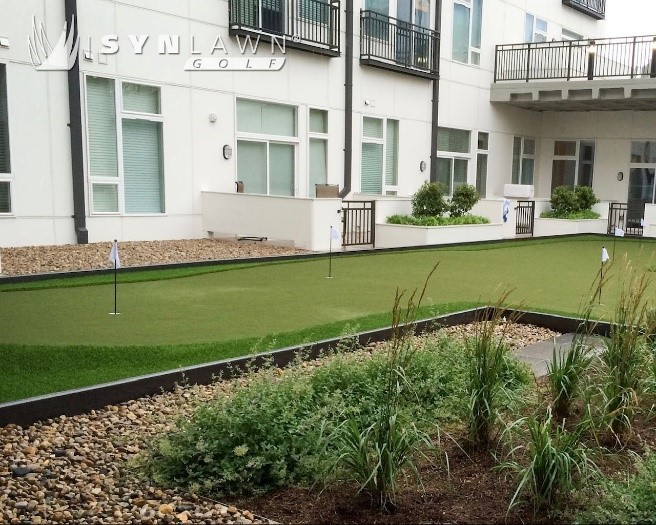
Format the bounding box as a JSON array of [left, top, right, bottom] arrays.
[[562, 0, 605, 20], [229, 0, 340, 57], [360, 10, 440, 80]]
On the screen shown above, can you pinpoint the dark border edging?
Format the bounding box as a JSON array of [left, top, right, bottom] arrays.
[[0, 307, 610, 427]]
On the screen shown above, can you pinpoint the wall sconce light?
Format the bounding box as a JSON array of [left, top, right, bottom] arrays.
[[223, 144, 233, 160], [0, 37, 9, 48], [617, 171, 624, 181], [587, 41, 597, 55], [652, 37, 656, 51], [83, 50, 93, 61], [209, 113, 218, 123], [419, 161, 427, 172]]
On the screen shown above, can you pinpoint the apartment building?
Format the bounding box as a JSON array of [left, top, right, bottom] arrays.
[[0, 0, 653, 249]]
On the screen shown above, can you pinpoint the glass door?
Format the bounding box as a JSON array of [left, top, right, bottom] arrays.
[[627, 167, 655, 228]]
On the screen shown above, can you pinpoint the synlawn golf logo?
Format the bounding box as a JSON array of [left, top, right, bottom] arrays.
[[29, 15, 286, 72]]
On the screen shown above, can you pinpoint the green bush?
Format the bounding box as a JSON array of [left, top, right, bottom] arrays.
[[411, 182, 449, 218], [549, 186, 599, 217], [387, 214, 490, 226], [551, 186, 580, 215], [574, 186, 598, 211], [540, 210, 601, 220], [450, 184, 480, 217]]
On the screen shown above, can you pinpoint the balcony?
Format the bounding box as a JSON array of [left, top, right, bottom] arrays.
[[492, 36, 656, 111], [229, 0, 340, 57], [360, 10, 439, 80], [562, 0, 605, 20]]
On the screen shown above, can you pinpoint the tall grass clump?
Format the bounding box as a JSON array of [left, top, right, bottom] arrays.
[[466, 292, 521, 448], [502, 409, 598, 513], [327, 265, 439, 511], [595, 267, 654, 443]]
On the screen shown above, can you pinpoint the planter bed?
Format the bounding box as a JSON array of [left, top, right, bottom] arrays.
[[375, 222, 504, 248]]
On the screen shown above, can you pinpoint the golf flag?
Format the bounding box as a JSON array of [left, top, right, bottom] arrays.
[[614, 227, 625, 237], [641, 218, 645, 228], [109, 240, 121, 269], [330, 227, 340, 241], [602, 247, 609, 263]]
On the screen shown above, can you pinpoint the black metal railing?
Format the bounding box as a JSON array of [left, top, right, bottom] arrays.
[[607, 202, 643, 236], [515, 201, 535, 236], [360, 10, 439, 79], [562, 0, 605, 20], [229, 0, 340, 56], [495, 35, 656, 82], [342, 200, 375, 246]]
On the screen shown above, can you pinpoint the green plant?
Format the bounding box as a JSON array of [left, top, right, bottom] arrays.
[[450, 184, 480, 217], [548, 311, 594, 419], [466, 293, 520, 448], [540, 209, 601, 220], [411, 181, 449, 218], [386, 214, 490, 226], [574, 186, 598, 211], [574, 449, 656, 524], [551, 186, 580, 215], [502, 409, 597, 512], [549, 186, 599, 217]]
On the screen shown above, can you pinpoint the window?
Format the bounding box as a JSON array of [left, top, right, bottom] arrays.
[[0, 64, 10, 214], [562, 29, 583, 41], [476, 132, 488, 198], [309, 108, 328, 197], [361, 116, 398, 195], [86, 76, 164, 214], [437, 127, 470, 195], [551, 140, 595, 191], [524, 14, 547, 43], [452, 0, 482, 65], [512, 137, 535, 185], [237, 99, 297, 196], [628, 142, 656, 216], [300, 0, 329, 24]]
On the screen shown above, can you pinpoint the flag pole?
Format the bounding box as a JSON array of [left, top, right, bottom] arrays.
[[113, 239, 118, 315], [599, 258, 602, 305], [328, 228, 333, 279]]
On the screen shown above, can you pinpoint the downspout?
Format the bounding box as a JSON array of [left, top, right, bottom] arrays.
[[339, 1, 353, 198], [65, 0, 88, 244], [429, 0, 442, 183]]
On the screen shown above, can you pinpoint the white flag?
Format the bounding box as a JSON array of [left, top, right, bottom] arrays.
[[614, 227, 625, 237], [330, 227, 340, 241], [641, 218, 645, 227], [601, 247, 609, 263], [109, 240, 121, 269]]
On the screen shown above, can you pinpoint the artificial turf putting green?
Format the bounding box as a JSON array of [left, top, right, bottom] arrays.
[[0, 235, 654, 401]]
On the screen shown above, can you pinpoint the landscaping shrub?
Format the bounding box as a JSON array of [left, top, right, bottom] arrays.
[[542, 186, 600, 219], [387, 214, 490, 226], [412, 182, 449, 218], [574, 186, 598, 211], [450, 184, 480, 217], [551, 186, 580, 215]]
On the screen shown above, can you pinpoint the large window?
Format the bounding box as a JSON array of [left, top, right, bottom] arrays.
[[511, 137, 535, 185], [86, 76, 164, 215], [309, 108, 328, 197], [361, 116, 398, 195], [437, 127, 470, 195], [551, 140, 595, 191], [525, 13, 547, 43], [628, 141, 656, 225], [452, 0, 482, 65], [237, 99, 297, 196], [476, 131, 488, 198], [0, 64, 11, 214]]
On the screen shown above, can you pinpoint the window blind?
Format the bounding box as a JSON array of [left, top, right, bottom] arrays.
[[269, 143, 295, 196], [361, 142, 383, 195], [86, 77, 118, 178], [237, 99, 296, 136], [237, 140, 268, 194], [438, 127, 470, 153], [122, 119, 164, 213], [0, 64, 9, 174], [363, 117, 383, 139], [452, 3, 470, 63], [436, 157, 452, 194], [0, 180, 10, 213], [92, 183, 119, 213], [122, 82, 160, 114], [385, 120, 398, 186], [309, 138, 327, 197], [310, 109, 328, 134]]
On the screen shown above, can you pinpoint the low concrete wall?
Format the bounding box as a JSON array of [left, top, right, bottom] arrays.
[[375, 222, 505, 248], [201, 192, 343, 251], [534, 218, 607, 237], [644, 203, 656, 238]]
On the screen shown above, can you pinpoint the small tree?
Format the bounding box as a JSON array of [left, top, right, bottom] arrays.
[[574, 186, 598, 211], [450, 184, 480, 217], [412, 182, 448, 218], [550, 186, 580, 215]]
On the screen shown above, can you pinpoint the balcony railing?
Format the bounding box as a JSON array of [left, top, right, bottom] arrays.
[[495, 35, 656, 82], [229, 0, 340, 57], [562, 0, 605, 20], [360, 10, 439, 79]]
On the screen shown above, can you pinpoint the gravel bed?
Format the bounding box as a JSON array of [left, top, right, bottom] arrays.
[[0, 239, 306, 277], [0, 322, 560, 525]]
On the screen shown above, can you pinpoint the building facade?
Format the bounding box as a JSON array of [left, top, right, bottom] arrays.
[[0, 0, 654, 249]]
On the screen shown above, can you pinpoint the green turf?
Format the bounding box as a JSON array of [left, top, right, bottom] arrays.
[[1, 236, 654, 401]]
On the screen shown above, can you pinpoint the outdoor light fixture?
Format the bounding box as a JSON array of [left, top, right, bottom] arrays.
[[223, 144, 233, 160], [587, 41, 597, 55], [0, 37, 9, 48], [420, 161, 427, 172], [617, 172, 624, 181], [652, 37, 656, 51], [84, 50, 93, 61], [209, 113, 218, 123]]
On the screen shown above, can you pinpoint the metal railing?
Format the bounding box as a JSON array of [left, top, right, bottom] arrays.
[[360, 10, 439, 78], [229, 0, 340, 55], [515, 201, 535, 236], [495, 35, 656, 82], [562, 0, 605, 20], [342, 200, 375, 246], [608, 202, 643, 236]]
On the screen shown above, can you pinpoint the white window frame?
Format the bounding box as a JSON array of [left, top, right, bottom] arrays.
[[629, 141, 656, 205], [85, 75, 164, 216], [235, 97, 299, 197], [562, 28, 583, 41], [0, 62, 12, 216], [551, 139, 596, 190], [512, 136, 536, 185], [308, 107, 329, 198], [436, 127, 471, 196], [361, 115, 399, 196], [476, 131, 488, 198], [525, 13, 547, 43], [452, 0, 482, 65]]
